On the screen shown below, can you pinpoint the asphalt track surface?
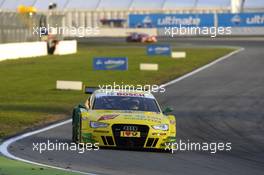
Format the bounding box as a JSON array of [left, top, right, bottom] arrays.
[[8, 38, 264, 175]]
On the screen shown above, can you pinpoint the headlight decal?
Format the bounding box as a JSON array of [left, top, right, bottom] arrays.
[[90, 121, 109, 128], [152, 124, 169, 131]]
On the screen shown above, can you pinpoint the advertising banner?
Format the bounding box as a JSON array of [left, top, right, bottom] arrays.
[[129, 14, 214, 28], [93, 57, 128, 70], [147, 45, 171, 56], [218, 13, 264, 27]]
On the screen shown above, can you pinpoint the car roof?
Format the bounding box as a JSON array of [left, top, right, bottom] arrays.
[[93, 89, 155, 99]]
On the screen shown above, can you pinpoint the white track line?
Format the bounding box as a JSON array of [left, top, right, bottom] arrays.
[[0, 119, 96, 175], [0, 47, 245, 175]]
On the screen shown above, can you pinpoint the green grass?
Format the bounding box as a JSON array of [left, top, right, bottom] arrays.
[[0, 156, 80, 175], [0, 43, 234, 138]]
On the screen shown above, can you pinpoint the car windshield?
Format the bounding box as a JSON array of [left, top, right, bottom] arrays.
[[93, 96, 160, 112]]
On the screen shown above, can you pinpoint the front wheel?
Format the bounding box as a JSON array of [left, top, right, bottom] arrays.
[[72, 108, 81, 143]]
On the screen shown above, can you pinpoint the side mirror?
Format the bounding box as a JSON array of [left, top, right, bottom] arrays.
[[163, 107, 173, 115], [78, 103, 86, 109]]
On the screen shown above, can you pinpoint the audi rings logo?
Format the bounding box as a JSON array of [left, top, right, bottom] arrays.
[[123, 126, 138, 131]]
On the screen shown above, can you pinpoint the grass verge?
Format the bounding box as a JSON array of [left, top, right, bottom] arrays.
[[0, 156, 80, 175]]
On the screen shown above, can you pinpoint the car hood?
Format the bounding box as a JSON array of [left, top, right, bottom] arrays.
[[87, 110, 168, 125]]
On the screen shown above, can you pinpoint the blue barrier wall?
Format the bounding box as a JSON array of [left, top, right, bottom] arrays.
[[129, 13, 264, 28], [218, 13, 264, 27], [129, 14, 214, 28]]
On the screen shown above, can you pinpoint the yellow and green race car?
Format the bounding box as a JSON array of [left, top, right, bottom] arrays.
[[72, 88, 176, 150]]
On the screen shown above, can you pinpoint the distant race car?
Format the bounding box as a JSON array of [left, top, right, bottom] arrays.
[[72, 88, 176, 150], [126, 32, 157, 43]]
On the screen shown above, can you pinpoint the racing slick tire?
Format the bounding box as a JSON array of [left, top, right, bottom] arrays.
[[72, 108, 82, 143]]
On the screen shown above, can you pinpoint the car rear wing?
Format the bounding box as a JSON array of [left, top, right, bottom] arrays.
[[84, 86, 99, 94]]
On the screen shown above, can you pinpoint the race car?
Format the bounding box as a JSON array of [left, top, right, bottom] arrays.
[[126, 32, 157, 43], [72, 87, 176, 150]]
